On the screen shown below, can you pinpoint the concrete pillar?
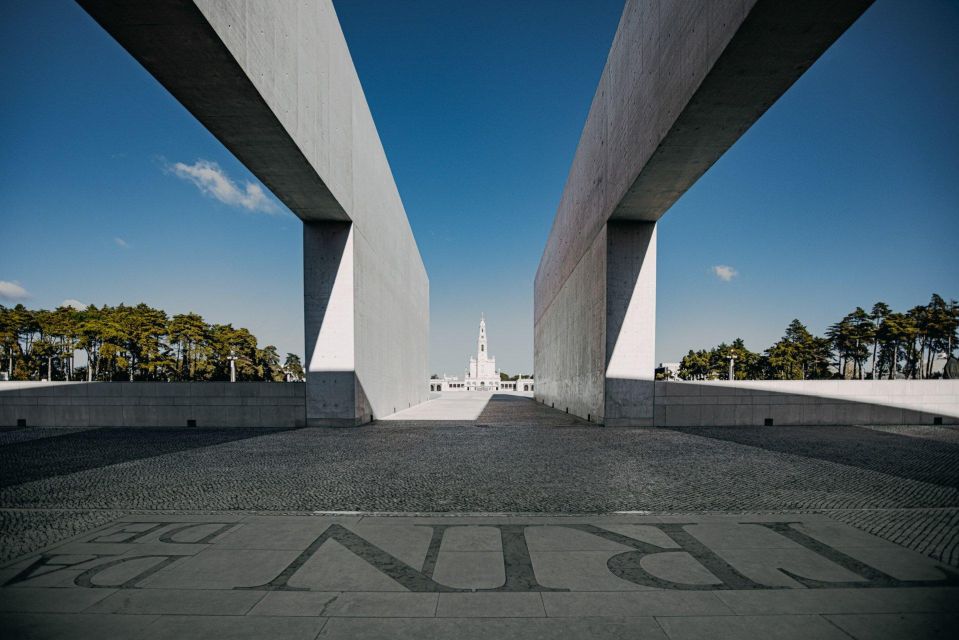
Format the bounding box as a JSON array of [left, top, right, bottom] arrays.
[[604, 221, 657, 426], [304, 221, 365, 426], [533, 221, 657, 425]]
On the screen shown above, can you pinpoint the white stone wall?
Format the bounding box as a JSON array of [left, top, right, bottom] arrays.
[[653, 380, 959, 426], [2, 380, 954, 428], [0, 382, 305, 428]]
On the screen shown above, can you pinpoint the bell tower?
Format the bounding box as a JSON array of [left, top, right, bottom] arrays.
[[466, 314, 498, 389], [477, 314, 488, 362]]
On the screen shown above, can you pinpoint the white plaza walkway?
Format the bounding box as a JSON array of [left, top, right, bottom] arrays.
[[381, 391, 532, 421]]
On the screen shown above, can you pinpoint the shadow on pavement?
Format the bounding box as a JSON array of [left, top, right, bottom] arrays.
[[475, 394, 592, 427], [0, 427, 297, 487], [672, 425, 959, 489]]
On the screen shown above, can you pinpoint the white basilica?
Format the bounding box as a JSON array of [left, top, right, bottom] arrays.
[[428, 315, 534, 393], [465, 315, 499, 390]]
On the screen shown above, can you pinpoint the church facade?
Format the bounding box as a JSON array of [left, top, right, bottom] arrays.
[[428, 316, 534, 393]]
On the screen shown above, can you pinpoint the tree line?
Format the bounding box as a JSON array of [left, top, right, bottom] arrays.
[[676, 294, 958, 381], [0, 303, 305, 383]]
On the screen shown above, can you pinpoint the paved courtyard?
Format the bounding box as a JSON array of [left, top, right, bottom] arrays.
[[1, 393, 958, 638]]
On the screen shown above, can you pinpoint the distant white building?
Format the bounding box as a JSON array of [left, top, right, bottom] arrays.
[[429, 374, 464, 392], [428, 315, 534, 393], [656, 362, 681, 380], [465, 315, 499, 390], [500, 376, 535, 392]]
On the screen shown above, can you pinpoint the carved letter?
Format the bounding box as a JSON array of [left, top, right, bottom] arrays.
[[752, 522, 959, 589], [2, 554, 114, 587], [418, 524, 566, 592], [158, 522, 238, 544], [74, 555, 184, 589], [236, 524, 457, 592], [87, 522, 176, 544], [567, 523, 775, 590], [488, 525, 565, 592]]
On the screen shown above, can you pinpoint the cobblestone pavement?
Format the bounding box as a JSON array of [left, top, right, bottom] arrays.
[[0, 427, 292, 488], [0, 509, 126, 563], [670, 424, 959, 489], [829, 508, 959, 567], [0, 426, 101, 446], [1, 394, 957, 565]]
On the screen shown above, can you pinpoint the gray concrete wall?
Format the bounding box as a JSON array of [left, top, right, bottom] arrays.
[[534, 0, 873, 424], [534, 227, 607, 421], [653, 380, 959, 426], [0, 382, 305, 428], [77, 0, 429, 425], [353, 222, 430, 420]]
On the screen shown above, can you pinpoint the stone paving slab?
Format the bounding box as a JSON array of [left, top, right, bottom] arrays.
[[317, 617, 667, 639], [141, 614, 325, 640], [1, 513, 957, 638], [0, 612, 161, 640], [655, 614, 850, 639], [824, 612, 959, 640]]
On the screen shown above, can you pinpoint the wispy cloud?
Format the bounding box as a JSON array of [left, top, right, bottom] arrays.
[[711, 265, 738, 282], [0, 280, 30, 301], [169, 159, 277, 214], [114, 237, 130, 249], [61, 299, 88, 310]]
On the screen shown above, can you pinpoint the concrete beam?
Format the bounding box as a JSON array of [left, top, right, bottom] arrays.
[[78, 1, 429, 424], [535, 0, 873, 424], [77, 0, 343, 222]]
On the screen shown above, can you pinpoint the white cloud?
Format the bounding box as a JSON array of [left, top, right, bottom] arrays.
[[114, 237, 129, 249], [61, 299, 88, 310], [0, 280, 30, 301], [169, 159, 277, 214], [711, 265, 738, 282]]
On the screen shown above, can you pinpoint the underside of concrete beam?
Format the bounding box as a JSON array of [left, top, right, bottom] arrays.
[[77, 0, 347, 222]]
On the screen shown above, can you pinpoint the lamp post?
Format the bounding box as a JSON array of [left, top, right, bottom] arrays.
[[228, 350, 237, 383], [728, 355, 738, 381]]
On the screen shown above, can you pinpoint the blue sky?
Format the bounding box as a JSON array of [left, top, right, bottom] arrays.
[[1, 0, 957, 376]]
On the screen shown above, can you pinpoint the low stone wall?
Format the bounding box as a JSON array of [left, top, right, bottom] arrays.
[[653, 380, 959, 427], [3, 380, 957, 428], [0, 382, 305, 428]]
